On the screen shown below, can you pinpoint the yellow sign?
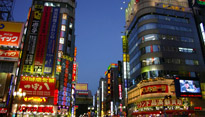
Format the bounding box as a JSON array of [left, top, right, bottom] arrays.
[[62, 55, 73, 61], [162, 4, 185, 11], [0, 21, 24, 32], [24, 97, 47, 103], [75, 83, 88, 91]]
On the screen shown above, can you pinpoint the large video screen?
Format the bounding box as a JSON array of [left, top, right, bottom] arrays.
[[174, 77, 202, 98], [179, 80, 201, 93]]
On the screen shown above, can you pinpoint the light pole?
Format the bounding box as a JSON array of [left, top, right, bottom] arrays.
[[13, 88, 26, 117]]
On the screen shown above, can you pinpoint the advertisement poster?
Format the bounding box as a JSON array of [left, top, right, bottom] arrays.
[[0, 21, 24, 47], [19, 76, 56, 97], [44, 7, 60, 74], [23, 4, 43, 73]]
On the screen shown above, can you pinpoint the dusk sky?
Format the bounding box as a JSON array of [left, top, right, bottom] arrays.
[[13, 0, 126, 94]]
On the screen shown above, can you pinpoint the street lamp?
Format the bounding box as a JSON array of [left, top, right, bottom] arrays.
[[13, 88, 26, 117]]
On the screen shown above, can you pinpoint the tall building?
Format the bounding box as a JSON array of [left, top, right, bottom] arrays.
[[0, 21, 24, 116], [11, 0, 77, 116], [124, 0, 205, 116], [104, 62, 124, 116]]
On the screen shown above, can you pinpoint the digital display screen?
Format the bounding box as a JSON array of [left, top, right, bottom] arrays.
[[179, 80, 201, 93]]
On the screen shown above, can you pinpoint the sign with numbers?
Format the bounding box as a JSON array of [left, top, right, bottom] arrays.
[[19, 76, 56, 97], [0, 21, 24, 47]]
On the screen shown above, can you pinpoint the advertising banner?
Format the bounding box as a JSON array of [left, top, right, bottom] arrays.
[[0, 49, 19, 61], [44, 7, 60, 74], [72, 62, 77, 82], [19, 76, 56, 97], [0, 73, 7, 97], [34, 6, 51, 66], [23, 4, 43, 73], [0, 21, 24, 47]]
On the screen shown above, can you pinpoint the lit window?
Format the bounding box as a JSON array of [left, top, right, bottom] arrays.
[[63, 14, 67, 20], [59, 38, 64, 44], [61, 25, 66, 31]]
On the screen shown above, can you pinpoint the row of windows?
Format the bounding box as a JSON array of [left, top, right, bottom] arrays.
[[141, 45, 196, 54], [138, 14, 189, 24], [141, 34, 194, 43], [141, 57, 199, 67], [140, 70, 197, 79]]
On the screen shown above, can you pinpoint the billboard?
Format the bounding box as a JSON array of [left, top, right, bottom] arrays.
[[0, 21, 24, 47], [34, 6, 51, 66], [23, 4, 43, 73], [19, 76, 56, 97], [0, 49, 19, 61], [75, 83, 88, 91], [174, 77, 202, 97], [44, 7, 60, 74]]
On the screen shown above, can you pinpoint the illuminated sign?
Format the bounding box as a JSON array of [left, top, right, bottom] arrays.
[[200, 23, 205, 42], [72, 62, 77, 82], [75, 83, 88, 91], [0, 49, 19, 61], [141, 84, 168, 95], [23, 97, 47, 103], [119, 84, 122, 100], [0, 108, 7, 113], [19, 76, 56, 96], [0, 21, 24, 47], [156, 3, 189, 12], [34, 6, 51, 69], [137, 99, 183, 109], [23, 4, 43, 73], [197, 0, 205, 5], [44, 7, 60, 74], [18, 105, 53, 113]]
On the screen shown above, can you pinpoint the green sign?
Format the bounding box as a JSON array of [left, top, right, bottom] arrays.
[[197, 0, 205, 5]]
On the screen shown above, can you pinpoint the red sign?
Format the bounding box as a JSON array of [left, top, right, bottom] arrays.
[[19, 76, 56, 96], [0, 49, 19, 61], [137, 99, 183, 108], [34, 6, 51, 65], [141, 84, 168, 95], [0, 31, 21, 46], [72, 62, 77, 82], [0, 108, 7, 113], [18, 106, 53, 113]]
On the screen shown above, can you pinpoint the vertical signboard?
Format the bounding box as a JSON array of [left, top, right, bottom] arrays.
[[34, 6, 52, 74], [72, 62, 77, 82], [23, 4, 43, 73], [44, 7, 60, 74]]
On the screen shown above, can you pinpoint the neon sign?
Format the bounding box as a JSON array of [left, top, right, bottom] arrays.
[[23, 97, 47, 103], [197, 0, 205, 5]]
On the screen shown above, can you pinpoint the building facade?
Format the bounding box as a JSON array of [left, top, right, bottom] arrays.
[[11, 0, 77, 116], [125, 0, 205, 116]]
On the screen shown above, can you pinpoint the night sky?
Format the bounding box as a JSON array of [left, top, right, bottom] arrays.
[[13, 0, 126, 94]]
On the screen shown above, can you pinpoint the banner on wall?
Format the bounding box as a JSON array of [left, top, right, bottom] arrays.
[[19, 76, 56, 97], [23, 4, 43, 73], [34, 6, 51, 67], [44, 7, 60, 74]]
